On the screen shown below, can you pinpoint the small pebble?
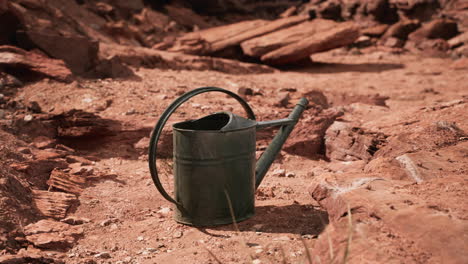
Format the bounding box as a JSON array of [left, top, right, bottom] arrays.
[[23, 114, 33, 122], [94, 252, 111, 259]]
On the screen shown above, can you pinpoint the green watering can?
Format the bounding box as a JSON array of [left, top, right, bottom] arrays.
[[149, 87, 308, 226]]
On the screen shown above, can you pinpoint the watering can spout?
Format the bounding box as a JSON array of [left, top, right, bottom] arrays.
[[254, 97, 309, 188]]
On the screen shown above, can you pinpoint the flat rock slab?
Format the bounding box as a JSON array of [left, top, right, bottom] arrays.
[[47, 168, 86, 195], [308, 173, 468, 264], [33, 190, 77, 219], [0, 45, 72, 82], [241, 19, 337, 58], [100, 43, 276, 74], [16, 31, 99, 75], [24, 219, 83, 249], [261, 22, 360, 65]]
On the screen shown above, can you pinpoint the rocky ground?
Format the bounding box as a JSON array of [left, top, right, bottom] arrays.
[[0, 0, 468, 264]]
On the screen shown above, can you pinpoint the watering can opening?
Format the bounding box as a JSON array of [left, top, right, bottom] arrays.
[[173, 112, 257, 132]]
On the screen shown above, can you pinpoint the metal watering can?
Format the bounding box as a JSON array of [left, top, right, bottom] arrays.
[[149, 87, 308, 226]]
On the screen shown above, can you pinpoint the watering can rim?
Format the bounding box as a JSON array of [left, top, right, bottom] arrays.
[[172, 111, 257, 133]]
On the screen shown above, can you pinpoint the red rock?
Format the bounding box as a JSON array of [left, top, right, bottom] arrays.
[[65, 155, 92, 165], [241, 19, 337, 58], [448, 31, 468, 48], [47, 168, 86, 195], [279, 6, 297, 18], [0, 45, 72, 82], [32, 136, 55, 149], [261, 22, 360, 65], [32, 190, 77, 219], [100, 43, 276, 74], [24, 219, 83, 249], [308, 173, 468, 264], [409, 19, 459, 41], [384, 36, 405, 48], [324, 121, 386, 161], [381, 19, 420, 40], [17, 31, 99, 74], [362, 24, 389, 37], [32, 149, 64, 160], [302, 90, 329, 109]]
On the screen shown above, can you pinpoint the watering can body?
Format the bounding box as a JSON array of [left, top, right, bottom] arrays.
[[149, 87, 308, 226], [173, 113, 257, 225]]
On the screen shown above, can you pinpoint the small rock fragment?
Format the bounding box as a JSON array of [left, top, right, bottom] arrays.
[[28, 101, 42, 113], [24, 114, 33, 122], [276, 92, 290, 107], [62, 216, 91, 225], [272, 169, 286, 177], [238, 87, 253, 97], [94, 252, 111, 259], [157, 207, 171, 215], [173, 231, 183, 238]]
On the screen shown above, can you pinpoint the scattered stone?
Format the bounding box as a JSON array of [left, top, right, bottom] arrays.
[[354, 35, 372, 47], [302, 90, 328, 109], [17, 147, 31, 154], [32, 136, 56, 149], [362, 24, 389, 37], [286, 172, 295, 178], [276, 92, 290, 107], [252, 224, 264, 231], [384, 37, 405, 48], [252, 259, 262, 264], [23, 114, 33, 122], [173, 231, 183, 238], [27, 101, 42, 113], [94, 252, 111, 259], [66, 155, 93, 165], [409, 19, 459, 41], [134, 137, 150, 150], [238, 87, 253, 97], [100, 218, 118, 227], [137, 236, 145, 241], [125, 108, 136, 115], [61, 216, 91, 225], [0, 109, 5, 119], [157, 207, 171, 215], [272, 168, 286, 177], [69, 163, 94, 176], [381, 19, 420, 40]]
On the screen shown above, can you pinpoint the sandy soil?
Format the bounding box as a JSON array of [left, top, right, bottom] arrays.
[[2, 50, 467, 263]]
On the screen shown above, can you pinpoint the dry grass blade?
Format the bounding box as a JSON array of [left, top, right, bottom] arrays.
[[205, 246, 223, 264], [342, 204, 353, 264], [224, 189, 255, 261], [301, 236, 313, 264], [279, 245, 288, 264], [318, 213, 334, 261]]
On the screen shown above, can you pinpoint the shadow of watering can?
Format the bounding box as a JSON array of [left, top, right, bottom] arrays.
[[149, 87, 308, 226]]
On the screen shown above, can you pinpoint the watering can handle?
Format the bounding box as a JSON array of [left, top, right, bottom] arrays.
[[148, 87, 256, 206]]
